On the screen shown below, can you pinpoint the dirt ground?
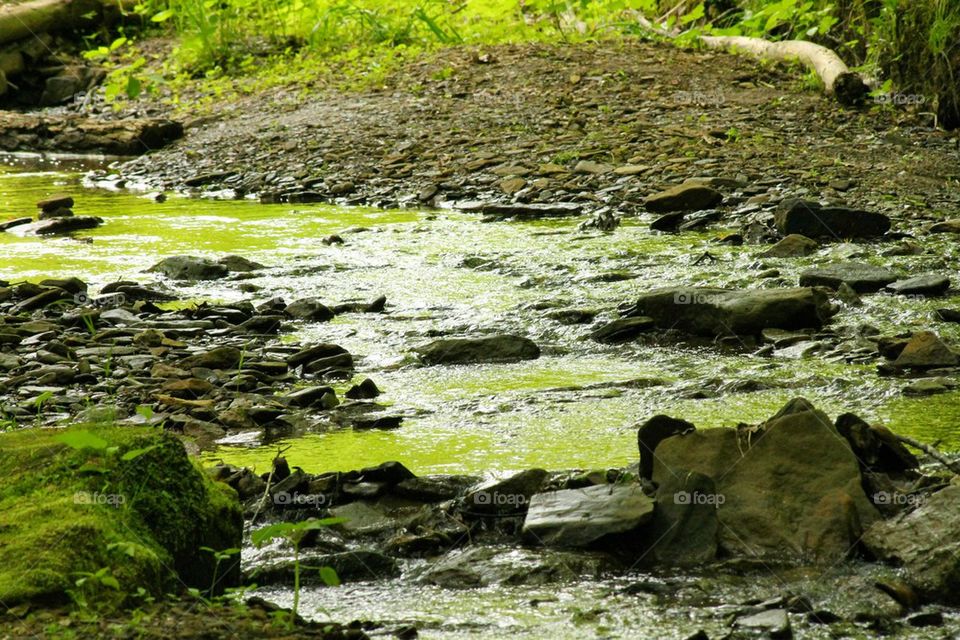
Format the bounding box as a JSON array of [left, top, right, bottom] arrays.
[[117, 39, 960, 218]]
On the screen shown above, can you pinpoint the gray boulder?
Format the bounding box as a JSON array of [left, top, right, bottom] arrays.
[[886, 274, 950, 297], [624, 287, 833, 336], [522, 483, 654, 547], [643, 471, 719, 566]]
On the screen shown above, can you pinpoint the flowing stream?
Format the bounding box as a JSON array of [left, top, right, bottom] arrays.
[[3, 154, 960, 638]]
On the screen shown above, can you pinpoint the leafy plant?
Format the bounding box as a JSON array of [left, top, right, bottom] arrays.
[[200, 546, 241, 597], [67, 566, 121, 611], [251, 518, 343, 628]]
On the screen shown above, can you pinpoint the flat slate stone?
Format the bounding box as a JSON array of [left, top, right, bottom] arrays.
[[522, 483, 654, 547], [799, 262, 898, 293], [589, 316, 655, 343], [455, 201, 583, 219], [886, 274, 950, 296], [775, 199, 891, 239]]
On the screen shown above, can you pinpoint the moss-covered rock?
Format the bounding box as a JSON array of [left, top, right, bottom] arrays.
[[0, 426, 242, 608]]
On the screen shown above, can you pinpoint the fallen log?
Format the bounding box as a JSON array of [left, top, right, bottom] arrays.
[[636, 14, 870, 105], [699, 35, 869, 105], [0, 112, 183, 155]]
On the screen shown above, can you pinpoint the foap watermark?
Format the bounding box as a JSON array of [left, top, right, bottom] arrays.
[[872, 491, 925, 508], [472, 491, 529, 508], [674, 290, 723, 305], [674, 90, 726, 106], [674, 490, 725, 506], [74, 491, 125, 508], [273, 491, 327, 508], [74, 292, 126, 308], [874, 93, 926, 106]]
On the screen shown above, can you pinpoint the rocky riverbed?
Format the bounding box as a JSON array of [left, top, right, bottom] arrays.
[[2, 34, 960, 639]]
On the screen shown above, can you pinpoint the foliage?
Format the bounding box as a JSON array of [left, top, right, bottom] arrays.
[[251, 518, 343, 629]]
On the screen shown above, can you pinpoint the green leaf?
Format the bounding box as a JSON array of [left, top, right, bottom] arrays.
[[151, 9, 174, 22], [109, 36, 128, 51], [125, 75, 142, 100], [318, 566, 340, 587], [121, 444, 157, 461], [56, 429, 108, 451], [680, 3, 705, 25], [100, 575, 120, 590]]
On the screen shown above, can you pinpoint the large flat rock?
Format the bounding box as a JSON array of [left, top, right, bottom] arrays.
[[799, 262, 898, 293], [522, 483, 654, 547], [624, 287, 833, 336], [774, 199, 891, 239]]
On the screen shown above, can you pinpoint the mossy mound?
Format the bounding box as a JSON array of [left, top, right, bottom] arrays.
[[0, 426, 242, 608]]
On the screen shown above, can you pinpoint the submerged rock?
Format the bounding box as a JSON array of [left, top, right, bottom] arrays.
[[456, 201, 583, 219], [21, 215, 103, 235], [590, 316, 655, 343], [417, 545, 615, 588], [624, 287, 833, 337], [774, 199, 891, 239], [415, 334, 540, 365], [148, 255, 230, 281]]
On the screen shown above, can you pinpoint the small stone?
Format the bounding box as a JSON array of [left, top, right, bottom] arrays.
[[499, 177, 527, 195], [36, 195, 75, 213], [573, 160, 613, 174], [613, 164, 648, 175], [760, 234, 819, 258], [893, 331, 960, 369], [644, 184, 723, 213], [735, 609, 791, 638], [285, 298, 335, 322], [345, 378, 381, 399]]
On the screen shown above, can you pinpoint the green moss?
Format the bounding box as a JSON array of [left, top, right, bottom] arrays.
[[0, 426, 242, 608]]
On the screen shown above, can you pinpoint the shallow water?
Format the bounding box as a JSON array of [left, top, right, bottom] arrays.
[[3, 155, 960, 480], [5, 155, 960, 638]]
